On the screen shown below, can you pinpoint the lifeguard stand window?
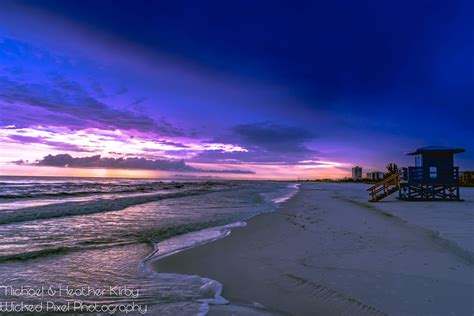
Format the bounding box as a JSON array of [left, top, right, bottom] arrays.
[[429, 167, 437, 178], [415, 156, 422, 167]]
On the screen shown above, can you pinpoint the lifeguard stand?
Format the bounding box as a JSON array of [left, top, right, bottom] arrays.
[[399, 146, 465, 201]]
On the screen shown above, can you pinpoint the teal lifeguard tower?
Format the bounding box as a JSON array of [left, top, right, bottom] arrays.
[[368, 146, 465, 202], [399, 146, 465, 201]]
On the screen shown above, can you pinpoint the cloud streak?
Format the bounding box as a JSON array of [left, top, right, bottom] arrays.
[[0, 74, 182, 136], [0, 37, 184, 136], [8, 134, 90, 152], [31, 154, 254, 174]]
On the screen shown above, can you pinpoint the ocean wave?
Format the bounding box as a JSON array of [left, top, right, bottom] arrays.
[[0, 188, 154, 200], [143, 222, 247, 316], [0, 243, 135, 263], [272, 183, 300, 204], [0, 183, 234, 225], [0, 223, 238, 263], [142, 184, 301, 315], [142, 185, 303, 316], [0, 180, 297, 316], [144, 222, 247, 264], [0, 182, 191, 200]]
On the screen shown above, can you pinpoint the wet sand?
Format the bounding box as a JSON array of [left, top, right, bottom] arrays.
[[151, 183, 474, 315]]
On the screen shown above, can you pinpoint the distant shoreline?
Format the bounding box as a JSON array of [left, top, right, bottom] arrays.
[[295, 178, 474, 187]]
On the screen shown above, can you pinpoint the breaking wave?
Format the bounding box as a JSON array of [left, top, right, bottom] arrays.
[[0, 178, 300, 315], [0, 182, 234, 225]]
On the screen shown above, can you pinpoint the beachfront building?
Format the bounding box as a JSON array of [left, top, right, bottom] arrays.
[[460, 171, 474, 185], [352, 166, 362, 181], [399, 146, 465, 201], [367, 171, 385, 181]]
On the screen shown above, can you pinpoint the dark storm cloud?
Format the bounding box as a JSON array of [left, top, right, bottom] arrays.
[[232, 122, 315, 153], [193, 122, 318, 164], [31, 154, 254, 174]]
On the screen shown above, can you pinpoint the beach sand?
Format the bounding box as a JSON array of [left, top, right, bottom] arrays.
[[151, 183, 474, 315]]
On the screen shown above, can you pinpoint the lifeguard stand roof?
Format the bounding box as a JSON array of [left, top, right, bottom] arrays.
[[407, 146, 465, 155]]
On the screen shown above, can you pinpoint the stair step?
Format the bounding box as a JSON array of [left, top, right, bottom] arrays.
[[367, 173, 402, 202], [370, 187, 400, 202]]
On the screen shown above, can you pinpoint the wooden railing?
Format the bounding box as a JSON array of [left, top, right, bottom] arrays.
[[367, 172, 401, 202], [408, 166, 459, 185]]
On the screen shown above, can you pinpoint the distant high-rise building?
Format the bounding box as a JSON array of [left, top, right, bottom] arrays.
[[352, 166, 362, 180], [367, 171, 385, 181]]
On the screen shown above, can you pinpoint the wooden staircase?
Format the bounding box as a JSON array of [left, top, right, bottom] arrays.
[[367, 173, 402, 202]]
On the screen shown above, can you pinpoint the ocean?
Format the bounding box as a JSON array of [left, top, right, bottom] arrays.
[[0, 176, 299, 315]]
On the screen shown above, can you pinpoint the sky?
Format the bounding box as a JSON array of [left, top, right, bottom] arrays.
[[0, 0, 473, 179]]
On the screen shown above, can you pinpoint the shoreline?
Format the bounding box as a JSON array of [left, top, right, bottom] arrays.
[[151, 183, 474, 315], [144, 183, 299, 266]]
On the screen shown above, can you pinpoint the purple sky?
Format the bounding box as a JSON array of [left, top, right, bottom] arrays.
[[0, 1, 472, 179]]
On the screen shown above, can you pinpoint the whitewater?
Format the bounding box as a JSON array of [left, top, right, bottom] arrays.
[[0, 176, 299, 315]]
